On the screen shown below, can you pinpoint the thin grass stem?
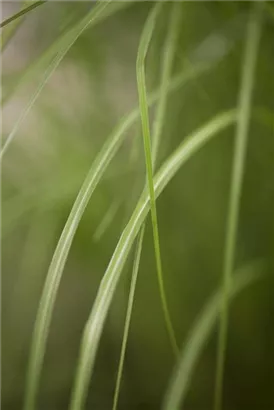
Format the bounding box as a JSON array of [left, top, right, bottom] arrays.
[[93, 200, 121, 242], [112, 225, 145, 410], [69, 110, 236, 410], [1, 0, 34, 51], [151, 3, 182, 168], [214, 4, 263, 410], [0, 0, 46, 29], [137, 2, 180, 358], [163, 260, 265, 410], [1, 1, 111, 159], [112, 4, 182, 407], [1, 2, 131, 105], [23, 61, 210, 410]]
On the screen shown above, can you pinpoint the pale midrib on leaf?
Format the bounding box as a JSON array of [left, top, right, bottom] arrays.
[[214, 4, 263, 410]]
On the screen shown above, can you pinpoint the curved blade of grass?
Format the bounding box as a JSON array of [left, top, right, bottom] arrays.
[[0, 1, 46, 29], [214, 5, 263, 410], [23, 62, 212, 410], [2, 1, 131, 105], [3, 10, 241, 238], [23, 26, 233, 407], [3, 63, 210, 234], [93, 200, 121, 242], [162, 260, 265, 410], [112, 225, 145, 410], [1, 0, 111, 159], [3, 2, 240, 110], [113, 4, 182, 407], [151, 2, 182, 168], [137, 1, 180, 357], [69, 110, 236, 410], [1, 1, 44, 51]]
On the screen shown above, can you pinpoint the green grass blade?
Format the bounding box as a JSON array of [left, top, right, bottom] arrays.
[[112, 225, 145, 410], [23, 62, 211, 410], [1, 54, 69, 158], [1, 1, 111, 159], [2, 1, 131, 105], [1, 0, 41, 51], [113, 4, 182, 407], [93, 200, 121, 242], [162, 260, 265, 410], [69, 110, 236, 410], [0, 0, 46, 29], [151, 3, 182, 168], [0, 63, 209, 238], [23, 24, 231, 406], [214, 5, 263, 410], [137, 2, 179, 358]]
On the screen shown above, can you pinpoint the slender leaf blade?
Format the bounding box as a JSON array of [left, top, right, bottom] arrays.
[[214, 5, 263, 409], [69, 110, 236, 410], [23, 62, 212, 410], [1, 0, 111, 158], [137, 1, 179, 357], [113, 4, 183, 407], [163, 260, 265, 410], [112, 226, 145, 410], [0, 1, 46, 29]]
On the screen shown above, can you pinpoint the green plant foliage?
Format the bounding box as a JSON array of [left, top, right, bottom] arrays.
[[22, 61, 212, 410], [163, 260, 265, 410], [1, 1, 126, 159], [69, 110, 236, 410], [137, 1, 180, 357], [214, 5, 263, 409], [2, 3, 273, 410], [113, 4, 182, 407]]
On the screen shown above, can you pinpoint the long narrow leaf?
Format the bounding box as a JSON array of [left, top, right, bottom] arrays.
[[2, 1, 131, 104], [23, 62, 211, 410], [137, 1, 179, 357], [214, 5, 263, 410], [162, 260, 265, 410], [0, 1, 46, 29], [112, 4, 182, 407], [112, 225, 145, 410], [1, 0, 43, 50], [24, 24, 235, 409], [93, 200, 121, 242], [69, 110, 236, 410], [151, 3, 182, 167], [1, 0, 110, 159]]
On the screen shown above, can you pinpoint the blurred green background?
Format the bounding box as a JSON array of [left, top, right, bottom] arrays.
[[2, 2, 274, 409]]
